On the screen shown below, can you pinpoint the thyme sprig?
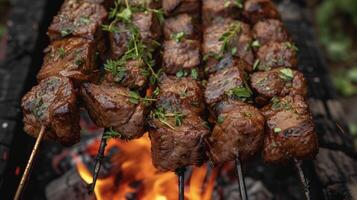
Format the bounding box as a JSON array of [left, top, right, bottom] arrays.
[[151, 107, 185, 130]]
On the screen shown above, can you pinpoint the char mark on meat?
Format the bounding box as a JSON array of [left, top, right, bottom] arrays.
[[243, 0, 280, 24], [80, 83, 147, 140], [251, 67, 307, 105], [256, 41, 298, 70], [206, 100, 265, 163], [262, 95, 318, 163], [252, 19, 290, 46], [163, 0, 200, 17], [149, 92, 209, 172], [37, 37, 98, 82], [22, 76, 80, 146]]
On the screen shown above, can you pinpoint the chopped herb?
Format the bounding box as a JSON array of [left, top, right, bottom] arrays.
[[253, 59, 260, 70], [271, 97, 292, 110], [58, 48, 66, 59], [176, 70, 188, 78], [231, 47, 237, 55], [151, 107, 185, 129], [171, 31, 185, 43], [101, 24, 120, 33], [118, 8, 133, 22], [75, 58, 85, 66], [251, 40, 260, 49], [153, 87, 160, 97], [191, 68, 199, 80], [274, 127, 282, 133], [219, 22, 241, 55], [279, 68, 294, 81], [284, 42, 299, 51], [227, 85, 253, 100], [60, 28, 73, 37], [129, 91, 141, 104], [217, 115, 225, 124], [203, 52, 223, 61], [234, 0, 243, 8], [243, 111, 252, 118], [77, 16, 91, 26], [103, 128, 123, 140]]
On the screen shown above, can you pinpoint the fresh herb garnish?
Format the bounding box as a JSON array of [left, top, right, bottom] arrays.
[[191, 68, 199, 80], [219, 22, 241, 54], [171, 32, 185, 43], [217, 115, 225, 124], [227, 85, 253, 100], [284, 42, 298, 51], [253, 59, 260, 70], [151, 107, 185, 129], [75, 58, 85, 66], [58, 48, 66, 59], [77, 16, 91, 26], [279, 68, 294, 81], [176, 70, 188, 78], [271, 97, 292, 110], [274, 127, 282, 133], [251, 40, 260, 49], [60, 28, 73, 37], [103, 128, 123, 140]]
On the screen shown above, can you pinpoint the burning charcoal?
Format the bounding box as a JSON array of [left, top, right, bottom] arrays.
[[21, 76, 80, 146], [37, 37, 98, 82], [48, 0, 107, 40]]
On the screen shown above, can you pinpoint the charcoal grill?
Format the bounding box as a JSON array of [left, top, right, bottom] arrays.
[[0, 0, 356, 199]]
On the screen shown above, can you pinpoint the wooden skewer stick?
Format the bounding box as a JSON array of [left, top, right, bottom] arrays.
[[88, 131, 108, 194], [175, 167, 186, 200], [235, 155, 248, 200], [14, 126, 46, 200], [293, 158, 311, 200]]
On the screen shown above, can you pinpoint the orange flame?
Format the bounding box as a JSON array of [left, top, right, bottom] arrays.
[[76, 133, 217, 200]]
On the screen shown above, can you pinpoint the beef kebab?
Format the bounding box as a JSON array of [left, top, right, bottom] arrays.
[[16, 0, 109, 199], [79, 0, 163, 192], [202, 1, 265, 198], [148, 1, 209, 199], [244, 0, 319, 199]]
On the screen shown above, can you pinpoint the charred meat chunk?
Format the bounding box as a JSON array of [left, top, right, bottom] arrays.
[[243, 0, 280, 24], [37, 37, 97, 82], [251, 68, 306, 103], [262, 95, 318, 163], [119, 0, 161, 9], [104, 59, 148, 90], [164, 14, 201, 41], [253, 19, 289, 46], [206, 100, 265, 163], [80, 83, 147, 140], [48, 1, 107, 40], [163, 39, 200, 74], [163, 0, 200, 16], [159, 75, 205, 115], [203, 18, 254, 67], [205, 66, 250, 106], [149, 92, 209, 172], [21, 76, 80, 146], [256, 42, 298, 70], [109, 11, 162, 59], [202, 0, 242, 25]]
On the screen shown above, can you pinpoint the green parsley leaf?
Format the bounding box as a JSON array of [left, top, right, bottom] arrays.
[[58, 48, 66, 59], [60, 28, 73, 37], [274, 127, 282, 133], [129, 91, 141, 104], [251, 40, 260, 49], [227, 86, 253, 100], [191, 68, 199, 80], [103, 128, 123, 140], [253, 59, 260, 70], [231, 47, 237, 55], [171, 32, 185, 43], [217, 115, 225, 124], [117, 8, 132, 22], [176, 70, 188, 78], [279, 68, 294, 81]]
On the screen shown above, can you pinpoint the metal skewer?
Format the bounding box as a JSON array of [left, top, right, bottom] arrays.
[[175, 167, 186, 200], [88, 130, 108, 194], [14, 126, 46, 200], [293, 158, 311, 200], [235, 155, 248, 200]]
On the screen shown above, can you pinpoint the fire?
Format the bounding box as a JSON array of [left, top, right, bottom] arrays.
[[76, 133, 217, 200]]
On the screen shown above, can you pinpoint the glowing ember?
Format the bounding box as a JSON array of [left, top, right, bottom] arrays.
[[76, 133, 217, 200]]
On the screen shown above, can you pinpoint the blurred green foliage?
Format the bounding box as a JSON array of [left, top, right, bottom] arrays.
[[333, 68, 357, 96], [316, 0, 357, 61], [0, 25, 5, 39]]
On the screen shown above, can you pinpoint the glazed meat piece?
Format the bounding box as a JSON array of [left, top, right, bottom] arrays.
[[206, 100, 265, 163], [149, 92, 209, 171], [120, 0, 161, 9], [80, 83, 147, 140], [243, 0, 280, 24], [21, 76, 80, 146], [109, 11, 162, 59], [159, 75, 205, 114], [163, 0, 200, 16], [253, 19, 289, 46], [37, 37, 97, 82], [256, 42, 298, 70], [251, 68, 307, 104], [204, 54, 252, 75], [202, 0, 241, 25], [48, 0, 107, 40], [164, 14, 200, 41], [203, 18, 254, 66], [262, 95, 318, 163], [104, 59, 148, 90], [163, 39, 200, 74], [205, 66, 248, 106]]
